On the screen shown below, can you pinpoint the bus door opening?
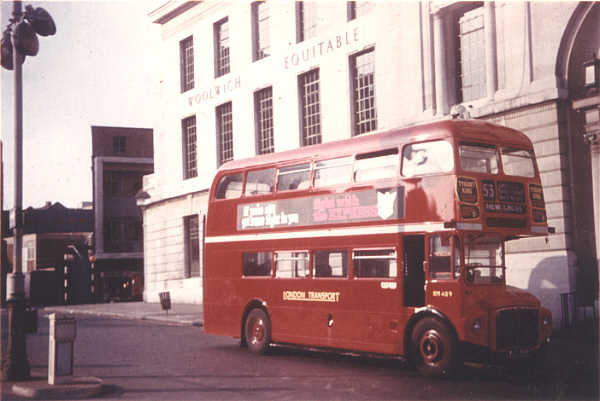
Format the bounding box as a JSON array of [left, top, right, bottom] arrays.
[[403, 236, 425, 307]]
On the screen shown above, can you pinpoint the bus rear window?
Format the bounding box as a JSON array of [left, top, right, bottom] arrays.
[[215, 173, 243, 199], [500, 148, 535, 177], [313, 157, 352, 187], [459, 143, 498, 174], [277, 163, 311, 191], [354, 149, 399, 183], [353, 249, 397, 278], [245, 168, 274, 196], [402, 140, 454, 177]]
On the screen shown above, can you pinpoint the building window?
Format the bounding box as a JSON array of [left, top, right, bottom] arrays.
[[180, 36, 194, 92], [298, 69, 321, 146], [214, 18, 230, 77], [216, 102, 234, 166], [255, 87, 274, 155], [252, 1, 270, 61], [112, 136, 126, 154], [350, 48, 377, 135], [296, 1, 318, 43], [347, 1, 374, 21], [182, 116, 197, 179], [457, 6, 485, 102], [184, 215, 200, 278]]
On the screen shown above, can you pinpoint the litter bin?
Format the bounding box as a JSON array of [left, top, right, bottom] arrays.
[[159, 291, 171, 314]]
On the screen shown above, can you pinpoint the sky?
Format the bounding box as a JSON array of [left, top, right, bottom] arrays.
[[1, 0, 161, 210]]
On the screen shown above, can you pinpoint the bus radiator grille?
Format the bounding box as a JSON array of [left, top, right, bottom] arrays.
[[495, 308, 538, 349]]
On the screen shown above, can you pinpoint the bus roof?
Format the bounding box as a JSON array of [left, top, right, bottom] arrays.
[[218, 119, 532, 173]]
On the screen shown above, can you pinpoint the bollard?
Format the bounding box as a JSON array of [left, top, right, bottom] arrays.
[[48, 313, 77, 385]]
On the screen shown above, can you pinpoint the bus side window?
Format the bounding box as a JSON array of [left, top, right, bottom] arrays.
[[276, 163, 311, 191], [453, 235, 461, 279], [353, 249, 397, 278], [313, 157, 353, 187], [401, 140, 454, 177], [313, 250, 348, 278], [215, 173, 243, 199], [245, 168, 274, 196], [429, 234, 452, 280], [243, 252, 272, 277], [275, 251, 309, 278], [354, 149, 399, 183]]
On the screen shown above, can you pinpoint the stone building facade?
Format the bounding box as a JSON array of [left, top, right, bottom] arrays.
[[139, 0, 599, 323]]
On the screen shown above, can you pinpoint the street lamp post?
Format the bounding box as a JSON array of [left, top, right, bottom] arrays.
[[1, 0, 55, 381]]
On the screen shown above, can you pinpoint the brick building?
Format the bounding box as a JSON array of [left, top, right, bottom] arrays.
[[91, 126, 153, 301]]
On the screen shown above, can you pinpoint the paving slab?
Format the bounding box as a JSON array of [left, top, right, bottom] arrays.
[[11, 374, 103, 400]]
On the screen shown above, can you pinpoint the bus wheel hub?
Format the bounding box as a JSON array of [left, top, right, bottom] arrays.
[[420, 330, 442, 363]]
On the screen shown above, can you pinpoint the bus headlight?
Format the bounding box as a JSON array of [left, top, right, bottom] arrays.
[[541, 308, 552, 337], [472, 318, 482, 331]]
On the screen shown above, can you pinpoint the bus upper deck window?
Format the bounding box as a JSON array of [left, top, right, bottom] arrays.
[[313, 157, 353, 187], [245, 168, 275, 196], [500, 148, 535, 177], [354, 149, 399, 183], [402, 140, 453, 177], [277, 163, 311, 191], [215, 173, 243, 199], [459, 143, 498, 174]]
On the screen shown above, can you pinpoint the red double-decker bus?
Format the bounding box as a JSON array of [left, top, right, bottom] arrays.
[[203, 119, 553, 376]]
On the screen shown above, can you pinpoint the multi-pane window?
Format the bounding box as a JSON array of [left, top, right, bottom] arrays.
[[216, 102, 234, 166], [296, 1, 318, 43], [252, 1, 270, 61], [347, 1, 374, 20], [299, 69, 321, 146], [458, 6, 486, 102], [255, 87, 274, 155], [275, 251, 309, 278], [112, 136, 126, 154], [180, 36, 194, 92], [214, 18, 230, 77], [182, 116, 197, 179], [184, 215, 200, 278], [353, 249, 397, 278], [350, 48, 377, 135]]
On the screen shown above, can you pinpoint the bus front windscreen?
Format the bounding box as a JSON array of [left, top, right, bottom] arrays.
[[464, 234, 504, 284], [500, 148, 536, 177]]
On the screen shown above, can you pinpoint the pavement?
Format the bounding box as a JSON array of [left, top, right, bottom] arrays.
[[2, 302, 203, 400]]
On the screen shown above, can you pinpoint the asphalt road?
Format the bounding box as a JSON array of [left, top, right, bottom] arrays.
[[0, 313, 595, 400]]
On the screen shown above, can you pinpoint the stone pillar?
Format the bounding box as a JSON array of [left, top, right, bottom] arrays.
[[433, 12, 448, 116], [484, 2, 498, 100]]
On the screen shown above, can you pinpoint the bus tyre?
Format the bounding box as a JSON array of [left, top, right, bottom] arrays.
[[410, 317, 458, 377], [245, 308, 271, 355]]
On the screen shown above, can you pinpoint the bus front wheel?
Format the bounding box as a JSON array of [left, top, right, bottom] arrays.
[[410, 317, 458, 377], [245, 308, 271, 354]]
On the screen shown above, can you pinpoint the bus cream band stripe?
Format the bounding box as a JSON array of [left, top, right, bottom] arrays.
[[204, 222, 448, 244]]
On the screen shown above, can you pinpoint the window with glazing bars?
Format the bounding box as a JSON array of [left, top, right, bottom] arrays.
[[299, 69, 321, 146], [216, 102, 234, 166], [214, 18, 230, 77], [458, 7, 486, 102], [255, 87, 274, 154], [252, 1, 270, 61], [184, 215, 200, 278], [182, 115, 197, 179], [296, 1, 318, 43], [347, 1, 374, 20], [180, 36, 194, 92], [351, 48, 377, 135]]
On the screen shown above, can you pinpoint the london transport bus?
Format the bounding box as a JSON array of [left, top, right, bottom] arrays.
[[203, 119, 553, 377]]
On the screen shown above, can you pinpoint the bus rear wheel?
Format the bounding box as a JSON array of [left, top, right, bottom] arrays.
[[245, 308, 271, 354], [410, 317, 458, 377]]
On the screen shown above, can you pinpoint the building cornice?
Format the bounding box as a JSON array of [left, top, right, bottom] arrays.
[[149, 1, 202, 25]]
